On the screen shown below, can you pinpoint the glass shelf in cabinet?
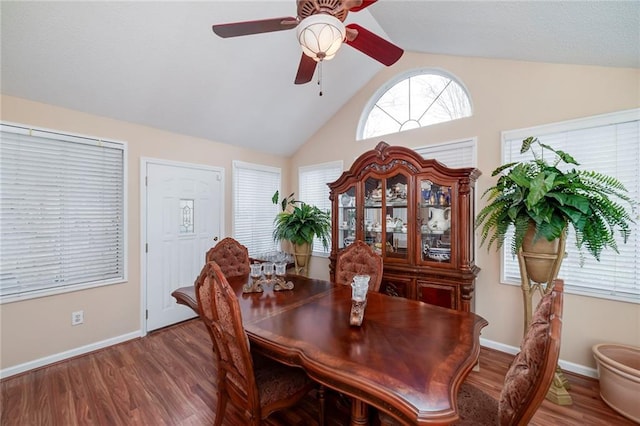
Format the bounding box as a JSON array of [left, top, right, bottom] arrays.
[[421, 231, 448, 235], [420, 203, 451, 208]]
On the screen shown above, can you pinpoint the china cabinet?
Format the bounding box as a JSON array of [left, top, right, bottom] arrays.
[[328, 142, 481, 312]]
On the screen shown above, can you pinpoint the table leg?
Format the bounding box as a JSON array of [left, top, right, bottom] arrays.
[[351, 398, 369, 426]]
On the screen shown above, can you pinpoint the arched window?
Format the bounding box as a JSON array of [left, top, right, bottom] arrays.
[[358, 69, 472, 140]]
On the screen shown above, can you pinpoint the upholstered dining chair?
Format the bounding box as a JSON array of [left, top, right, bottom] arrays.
[[335, 240, 384, 292], [453, 279, 565, 426], [205, 237, 251, 278], [195, 261, 317, 426]]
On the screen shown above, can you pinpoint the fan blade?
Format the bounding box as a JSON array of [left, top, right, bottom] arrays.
[[212, 17, 298, 38], [348, 0, 378, 12], [345, 24, 404, 66], [294, 53, 317, 85]]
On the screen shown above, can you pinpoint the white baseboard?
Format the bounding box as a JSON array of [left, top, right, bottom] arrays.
[[0, 330, 143, 379], [480, 337, 598, 379]]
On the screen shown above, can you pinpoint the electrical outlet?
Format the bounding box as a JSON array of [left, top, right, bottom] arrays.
[[71, 310, 84, 326]]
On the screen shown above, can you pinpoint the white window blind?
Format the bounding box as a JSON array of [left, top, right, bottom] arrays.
[[415, 138, 477, 168], [232, 161, 281, 256], [298, 161, 343, 256], [0, 123, 126, 302], [501, 109, 640, 303]]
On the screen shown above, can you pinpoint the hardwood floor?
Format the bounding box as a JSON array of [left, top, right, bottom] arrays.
[[1, 319, 634, 426]]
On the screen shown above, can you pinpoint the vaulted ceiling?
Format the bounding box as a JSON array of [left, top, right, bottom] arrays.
[[2, 1, 638, 156]]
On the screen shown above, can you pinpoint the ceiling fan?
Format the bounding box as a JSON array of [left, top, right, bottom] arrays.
[[212, 0, 404, 85]]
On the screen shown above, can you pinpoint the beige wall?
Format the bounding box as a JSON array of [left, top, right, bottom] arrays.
[[0, 94, 289, 370], [291, 52, 640, 370], [1, 51, 639, 374]]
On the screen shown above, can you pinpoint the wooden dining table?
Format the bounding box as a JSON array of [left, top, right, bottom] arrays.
[[172, 274, 488, 426]]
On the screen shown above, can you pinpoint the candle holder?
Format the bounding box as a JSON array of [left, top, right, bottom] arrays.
[[350, 299, 367, 326], [274, 262, 287, 277], [273, 262, 294, 291], [242, 274, 265, 293], [243, 262, 294, 293], [274, 279, 294, 291], [262, 262, 274, 280], [349, 275, 370, 326], [244, 263, 265, 293]]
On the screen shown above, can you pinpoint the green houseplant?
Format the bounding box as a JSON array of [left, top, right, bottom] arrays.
[[272, 190, 297, 213], [476, 136, 634, 263], [272, 191, 331, 273]]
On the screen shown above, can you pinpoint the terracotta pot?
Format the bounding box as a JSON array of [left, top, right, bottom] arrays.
[[592, 343, 640, 423], [521, 224, 563, 284]]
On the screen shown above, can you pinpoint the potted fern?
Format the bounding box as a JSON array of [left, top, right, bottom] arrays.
[[476, 136, 635, 404], [272, 191, 331, 273], [476, 136, 634, 271]]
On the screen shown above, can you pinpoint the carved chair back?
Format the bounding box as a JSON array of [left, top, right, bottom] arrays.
[[195, 261, 260, 422], [448, 279, 564, 426], [498, 279, 564, 425], [335, 240, 383, 292], [205, 237, 250, 278], [194, 261, 313, 426]]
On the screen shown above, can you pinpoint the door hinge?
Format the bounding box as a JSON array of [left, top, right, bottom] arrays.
[[145, 175, 148, 186], [146, 309, 148, 320], [145, 243, 148, 253]]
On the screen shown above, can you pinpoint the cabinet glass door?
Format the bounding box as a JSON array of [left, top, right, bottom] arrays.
[[337, 186, 357, 250], [384, 174, 408, 260], [363, 177, 383, 254], [419, 179, 452, 264]]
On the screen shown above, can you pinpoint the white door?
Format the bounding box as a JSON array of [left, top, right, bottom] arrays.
[[145, 161, 223, 331]]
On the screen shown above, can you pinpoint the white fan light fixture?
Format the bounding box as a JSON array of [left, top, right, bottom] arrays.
[[297, 14, 346, 62]]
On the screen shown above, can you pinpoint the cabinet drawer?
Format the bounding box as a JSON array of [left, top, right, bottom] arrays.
[[381, 274, 412, 299], [416, 281, 458, 310]]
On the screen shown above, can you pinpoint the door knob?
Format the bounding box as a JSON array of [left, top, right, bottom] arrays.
[[213, 236, 219, 241]]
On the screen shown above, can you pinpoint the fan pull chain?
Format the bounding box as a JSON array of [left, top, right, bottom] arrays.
[[318, 61, 323, 96]]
